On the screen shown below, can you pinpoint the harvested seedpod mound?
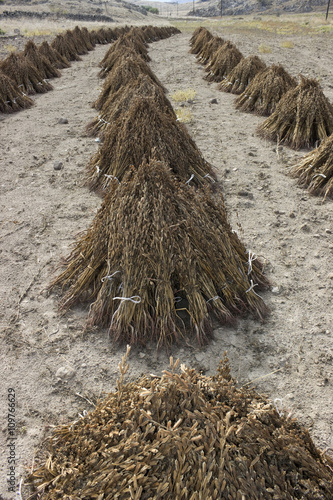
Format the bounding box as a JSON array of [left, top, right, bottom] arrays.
[[190, 27, 213, 55], [38, 40, 70, 70], [23, 40, 61, 79], [219, 55, 266, 95], [86, 97, 216, 190], [51, 33, 81, 62], [197, 36, 225, 65], [52, 159, 268, 345], [29, 352, 333, 499], [205, 41, 243, 83], [86, 74, 176, 139], [93, 55, 166, 111], [0, 71, 34, 113], [235, 64, 297, 116], [0, 52, 52, 94], [291, 133, 333, 199], [257, 76, 333, 149]]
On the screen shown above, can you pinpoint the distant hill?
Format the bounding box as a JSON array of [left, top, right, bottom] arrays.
[[130, 0, 329, 18]]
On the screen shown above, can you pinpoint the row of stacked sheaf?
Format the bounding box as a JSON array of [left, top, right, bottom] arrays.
[[190, 27, 333, 199]]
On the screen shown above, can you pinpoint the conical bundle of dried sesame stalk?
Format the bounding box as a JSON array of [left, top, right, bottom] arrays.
[[23, 40, 61, 79], [190, 27, 213, 55], [0, 71, 34, 113], [0, 52, 53, 94], [257, 76, 333, 149], [204, 41, 243, 83], [86, 74, 176, 139], [38, 40, 70, 69], [86, 97, 216, 191], [92, 55, 166, 111], [219, 55, 266, 95], [29, 353, 333, 499], [291, 132, 333, 199], [98, 33, 150, 78], [235, 64, 296, 116], [51, 159, 268, 346], [197, 36, 225, 65]]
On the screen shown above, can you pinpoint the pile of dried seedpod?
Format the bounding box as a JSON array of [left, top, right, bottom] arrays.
[[50, 26, 270, 345], [29, 349, 333, 499]]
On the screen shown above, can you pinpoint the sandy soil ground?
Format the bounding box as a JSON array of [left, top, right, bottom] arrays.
[[0, 18, 332, 499]]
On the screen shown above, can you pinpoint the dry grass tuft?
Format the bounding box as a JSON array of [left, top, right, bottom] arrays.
[[51, 159, 268, 345], [0, 52, 53, 95], [92, 55, 166, 111], [258, 43, 272, 53], [23, 40, 61, 79], [29, 352, 333, 498], [86, 98, 216, 191], [235, 64, 297, 116], [218, 55, 266, 95], [281, 40, 294, 48], [171, 88, 196, 102], [0, 71, 34, 113], [290, 133, 333, 199], [204, 41, 243, 83], [175, 107, 194, 123], [257, 76, 333, 149]]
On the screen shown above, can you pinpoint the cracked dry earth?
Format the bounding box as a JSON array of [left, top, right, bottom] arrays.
[[0, 27, 332, 498]]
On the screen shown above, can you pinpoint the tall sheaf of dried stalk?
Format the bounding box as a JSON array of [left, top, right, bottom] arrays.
[[235, 64, 297, 116], [190, 28, 213, 55], [86, 97, 216, 191], [86, 74, 176, 139], [257, 76, 333, 149], [38, 40, 70, 69], [92, 55, 166, 111], [219, 55, 266, 95], [204, 41, 243, 83], [290, 132, 333, 199], [0, 71, 34, 112], [0, 52, 53, 94], [23, 40, 61, 79], [51, 159, 268, 346], [196, 36, 225, 65]]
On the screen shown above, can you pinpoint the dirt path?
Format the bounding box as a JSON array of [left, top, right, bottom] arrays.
[[0, 29, 332, 498]]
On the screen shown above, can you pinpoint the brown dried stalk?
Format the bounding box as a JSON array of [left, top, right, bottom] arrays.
[[0, 52, 53, 95], [0, 71, 34, 113], [38, 41, 70, 70], [257, 76, 333, 149], [235, 64, 296, 116], [219, 55, 266, 95], [290, 132, 333, 199], [23, 40, 61, 79], [86, 74, 176, 139], [51, 159, 267, 346], [86, 97, 216, 191], [92, 55, 166, 111], [204, 41, 243, 83]]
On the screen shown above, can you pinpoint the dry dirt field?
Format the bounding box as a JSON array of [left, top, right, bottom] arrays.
[[0, 12, 332, 499]]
